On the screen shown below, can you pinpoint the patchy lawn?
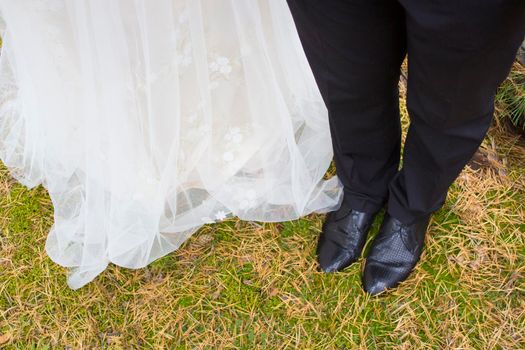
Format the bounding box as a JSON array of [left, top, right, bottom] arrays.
[[1, 63, 524, 349]]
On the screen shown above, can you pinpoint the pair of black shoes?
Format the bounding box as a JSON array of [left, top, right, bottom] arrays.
[[316, 199, 431, 295]]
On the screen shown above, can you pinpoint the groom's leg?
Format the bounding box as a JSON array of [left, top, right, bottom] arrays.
[[287, 0, 406, 213], [388, 0, 525, 224]]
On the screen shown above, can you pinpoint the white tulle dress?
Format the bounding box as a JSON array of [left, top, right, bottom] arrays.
[[0, 0, 342, 289]]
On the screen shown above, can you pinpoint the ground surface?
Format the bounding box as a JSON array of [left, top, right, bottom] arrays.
[[1, 64, 524, 349]]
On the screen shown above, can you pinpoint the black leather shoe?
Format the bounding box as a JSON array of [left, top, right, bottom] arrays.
[[362, 213, 431, 295], [316, 201, 378, 273]]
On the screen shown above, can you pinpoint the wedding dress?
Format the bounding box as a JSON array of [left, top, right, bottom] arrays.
[[0, 0, 342, 289]]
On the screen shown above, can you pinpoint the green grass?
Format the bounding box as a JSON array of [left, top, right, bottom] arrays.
[[496, 63, 525, 132], [1, 64, 525, 349]]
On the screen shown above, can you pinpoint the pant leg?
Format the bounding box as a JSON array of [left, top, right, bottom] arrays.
[[286, 0, 407, 214], [388, 0, 525, 224]]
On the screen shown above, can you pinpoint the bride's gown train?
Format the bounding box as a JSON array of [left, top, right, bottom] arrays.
[[0, 0, 342, 289]]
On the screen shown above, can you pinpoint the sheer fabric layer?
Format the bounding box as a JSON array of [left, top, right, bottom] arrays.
[[0, 0, 342, 289]]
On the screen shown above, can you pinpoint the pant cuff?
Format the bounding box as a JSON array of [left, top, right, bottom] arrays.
[[342, 189, 386, 214]]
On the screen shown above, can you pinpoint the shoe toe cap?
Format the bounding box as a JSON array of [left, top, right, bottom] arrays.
[[317, 239, 356, 273], [363, 280, 389, 296], [362, 260, 405, 295]]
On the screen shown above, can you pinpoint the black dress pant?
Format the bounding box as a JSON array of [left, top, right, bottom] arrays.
[[287, 0, 525, 224]]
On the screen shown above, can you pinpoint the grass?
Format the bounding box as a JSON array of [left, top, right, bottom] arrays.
[[1, 63, 525, 349], [495, 63, 525, 133]]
